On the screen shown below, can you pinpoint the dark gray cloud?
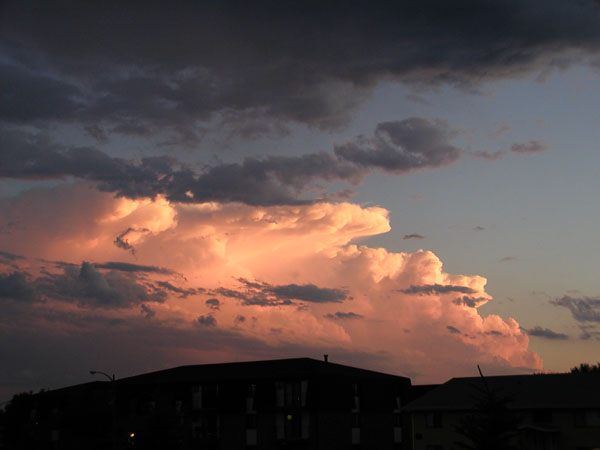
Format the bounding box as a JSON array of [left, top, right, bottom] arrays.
[[447, 325, 461, 334], [113, 228, 150, 255], [2, 1, 600, 133], [402, 233, 425, 240], [205, 298, 221, 311], [498, 256, 517, 263], [197, 315, 216, 327], [525, 326, 568, 340], [334, 118, 461, 173], [473, 226, 486, 232], [0, 272, 36, 302], [155, 281, 200, 299], [140, 303, 155, 319], [212, 278, 349, 307], [18, 262, 168, 309], [401, 284, 477, 295], [325, 312, 364, 320], [0, 251, 25, 261], [95, 262, 174, 275], [551, 295, 600, 323], [452, 296, 487, 308], [510, 140, 548, 154], [0, 128, 360, 206]]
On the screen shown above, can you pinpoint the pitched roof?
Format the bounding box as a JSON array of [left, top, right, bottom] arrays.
[[404, 373, 600, 411], [116, 357, 410, 385]]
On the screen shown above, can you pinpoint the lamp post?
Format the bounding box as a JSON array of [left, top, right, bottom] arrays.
[[90, 370, 117, 449], [90, 370, 115, 382]]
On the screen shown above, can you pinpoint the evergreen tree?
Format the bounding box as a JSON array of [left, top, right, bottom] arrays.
[[454, 367, 520, 450]]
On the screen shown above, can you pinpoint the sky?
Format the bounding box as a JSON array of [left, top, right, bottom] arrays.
[[2, 0, 600, 401]]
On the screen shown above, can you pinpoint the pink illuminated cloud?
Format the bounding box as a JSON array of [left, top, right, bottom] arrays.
[[0, 183, 541, 386]]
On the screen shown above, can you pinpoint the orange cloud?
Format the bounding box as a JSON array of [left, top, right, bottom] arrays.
[[0, 183, 541, 383]]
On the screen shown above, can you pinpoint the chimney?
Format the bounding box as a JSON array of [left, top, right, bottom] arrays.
[[323, 354, 328, 363]]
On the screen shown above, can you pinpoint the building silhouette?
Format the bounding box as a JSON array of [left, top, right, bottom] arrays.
[[1, 357, 412, 450]]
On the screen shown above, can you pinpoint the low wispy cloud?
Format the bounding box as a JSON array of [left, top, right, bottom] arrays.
[[473, 226, 485, 232], [526, 326, 569, 340], [212, 278, 349, 307], [325, 311, 364, 320], [452, 296, 487, 308], [551, 295, 600, 323], [471, 151, 504, 161], [510, 140, 548, 155], [155, 281, 200, 298], [498, 256, 518, 263], [401, 284, 477, 295], [95, 262, 174, 275], [447, 325, 461, 334], [402, 233, 425, 240]]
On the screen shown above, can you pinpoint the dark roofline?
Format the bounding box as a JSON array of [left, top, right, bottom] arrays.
[[117, 357, 410, 385], [404, 372, 600, 412]]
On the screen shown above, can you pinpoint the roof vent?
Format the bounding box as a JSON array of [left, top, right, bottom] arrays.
[[323, 354, 328, 363]]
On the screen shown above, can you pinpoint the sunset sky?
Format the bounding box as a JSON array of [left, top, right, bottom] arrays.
[[2, 0, 600, 401]]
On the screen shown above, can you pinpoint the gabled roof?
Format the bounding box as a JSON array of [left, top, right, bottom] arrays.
[[116, 358, 410, 385], [404, 373, 600, 411]]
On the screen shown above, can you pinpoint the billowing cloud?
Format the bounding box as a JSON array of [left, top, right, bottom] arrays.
[[510, 141, 548, 154], [551, 295, 600, 322], [2, 1, 600, 132], [0, 185, 542, 398], [526, 326, 569, 340]]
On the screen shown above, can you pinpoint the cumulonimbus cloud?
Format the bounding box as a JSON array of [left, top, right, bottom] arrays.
[[0, 185, 542, 389]]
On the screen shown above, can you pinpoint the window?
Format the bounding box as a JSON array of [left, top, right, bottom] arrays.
[[275, 411, 309, 440], [575, 410, 600, 427], [275, 380, 307, 407], [351, 383, 360, 412], [192, 385, 202, 409], [532, 409, 552, 424], [426, 412, 442, 428]]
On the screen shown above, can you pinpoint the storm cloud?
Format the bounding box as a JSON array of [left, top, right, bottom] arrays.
[[2, 1, 600, 132]]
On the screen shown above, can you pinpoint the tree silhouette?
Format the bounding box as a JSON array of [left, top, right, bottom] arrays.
[[453, 367, 520, 450], [570, 362, 600, 374]]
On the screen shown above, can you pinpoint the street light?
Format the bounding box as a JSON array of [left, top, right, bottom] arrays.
[[90, 370, 115, 382], [89, 370, 117, 449]]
